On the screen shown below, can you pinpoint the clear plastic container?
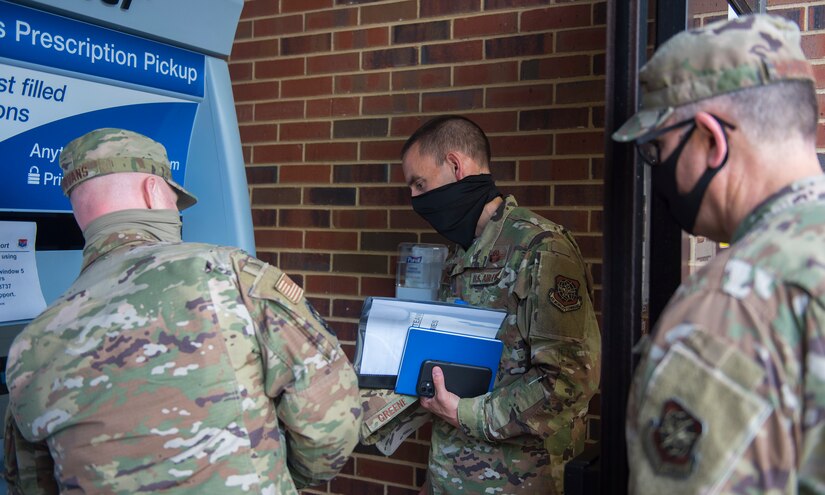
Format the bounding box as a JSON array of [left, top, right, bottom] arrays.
[[395, 243, 448, 301]]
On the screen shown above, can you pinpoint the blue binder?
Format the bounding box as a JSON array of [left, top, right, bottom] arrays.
[[394, 327, 503, 397]]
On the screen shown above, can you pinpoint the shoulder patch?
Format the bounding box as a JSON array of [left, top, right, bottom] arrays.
[[644, 398, 703, 478], [276, 272, 304, 304], [548, 274, 583, 312]]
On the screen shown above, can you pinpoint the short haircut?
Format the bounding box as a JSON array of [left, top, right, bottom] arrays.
[[401, 115, 491, 168], [672, 80, 818, 144]]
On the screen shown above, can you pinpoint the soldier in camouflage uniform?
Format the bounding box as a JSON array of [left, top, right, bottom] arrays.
[[3, 128, 362, 494], [366, 115, 601, 494], [613, 14, 825, 494]]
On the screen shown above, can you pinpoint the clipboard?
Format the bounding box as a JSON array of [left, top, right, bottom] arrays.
[[354, 297, 506, 389], [394, 327, 503, 397]]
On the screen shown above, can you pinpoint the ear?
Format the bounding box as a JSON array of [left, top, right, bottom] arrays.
[[141, 176, 162, 209], [444, 151, 464, 180], [695, 111, 729, 170]]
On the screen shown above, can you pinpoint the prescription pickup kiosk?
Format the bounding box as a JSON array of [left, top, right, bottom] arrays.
[[0, 0, 250, 485]]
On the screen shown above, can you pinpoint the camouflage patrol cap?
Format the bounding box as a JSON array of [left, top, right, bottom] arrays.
[[59, 128, 198, 210], [613, 14, 815, 142]]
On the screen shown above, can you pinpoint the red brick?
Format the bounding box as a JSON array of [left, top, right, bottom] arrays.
[[240, 0, 280, 19], [387, 440, 431, 464], [250, 187, 301, 205], [305, 275, 359, 295], [253, 15, 304, 37], [555, 131, 604, 155], [486, 33, 553, 59], [363, 47, 418, 70], [235, 104, 253, 123], [306, 7, 358, 30], [391, 67, 451, 91], [360, 186, 409, 206], [535, 208, 590, 233], [306, 231, 358, 250], [387, 486, 421, 495], [332, 297, 364, 318], [361, 231, 417, 251], [336, 73, 391, 94], [235, 20, 252, 41], [250, 209, 276, 227], [555, 184, 603, 207], [280, 122, 332, 141], [420, 0, 480, 18], [333, 254, 389, 274], [306, 97, 361, 118], [229, 62, 253, 81], [333, 210, 388, 229], [485, 0, 547, 9], [306, 187, 357, 205], [232, 81, 279, 102], [390, 210, 430, 230], [572, 233, 603, 259], [239, 123, 278, 143], [282, 33, 332, 55], [279, 164, 331, 183], [254, 229, 303, 249], [391, 116, 431, 138], [489, 134, 553, 156], [279, 209, 330, 228], [501, 185, 551, 206], [393, 21, 450, 44], [280, 252, 331, 272], [306, 142, 358, 161], [334, 118, 389, 138], [519, 107, 589, 130], [454, 12, 518, 38], [422, 40, 483, 64], [307, 52, 360, 74], [361, 140, 407, 161], [556, 79, 605, 104], [486, 84, 553, 108], [557, 27, 607, 52], [455, 62, 518, 86], [356, 458, 415, 485], [334, 27, 390, 50], [332, 321, 358, 343], [363, 94, 421, 115], [361, 276, 395, 297], [471, 112, 519, 134], [771, 8, 803, 29], [519, 159, 590, 182], [256, 100, 305, 121], [361, 0, 417, 25], [253, 144, 303, 164], [802, 33, 825, 59], [282, 0, 332, 13], [334, 164, 389, 183], [231, 39, 280, 60], [422, 89, 484, 112], [255, 58, 305, 79], [522, 5, 591, 31], [521, 55, 592, 80], [282, 76, 334, 98]]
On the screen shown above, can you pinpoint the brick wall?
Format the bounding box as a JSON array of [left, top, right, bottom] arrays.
[[230, 2, 605, 493]]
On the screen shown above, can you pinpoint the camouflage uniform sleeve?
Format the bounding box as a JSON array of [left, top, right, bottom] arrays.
[[3, 408, 57, 494], [455, 235, 601, 443], [236, 255, 361, 489]]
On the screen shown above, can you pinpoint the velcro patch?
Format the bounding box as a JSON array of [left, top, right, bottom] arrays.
[[276, 273, 304, 304], [470, 269, 502, 286]]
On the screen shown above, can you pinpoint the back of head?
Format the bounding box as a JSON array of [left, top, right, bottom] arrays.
[[614, 14, 817, 143], [401, 115, 491, 169], [60, 128, 197, 210]]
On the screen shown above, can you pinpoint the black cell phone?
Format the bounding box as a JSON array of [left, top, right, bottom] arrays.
[[416, 360, 493, 398]]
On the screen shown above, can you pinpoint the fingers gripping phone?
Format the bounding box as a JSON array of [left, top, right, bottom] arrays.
[[416, 360, 493, 398]]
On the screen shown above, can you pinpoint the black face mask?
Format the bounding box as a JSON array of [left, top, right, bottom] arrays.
[[652, 118, 731, 235], [411, 174, 501, 250]]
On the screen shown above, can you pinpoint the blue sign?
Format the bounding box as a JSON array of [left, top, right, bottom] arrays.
[[0, 0, 204, 98]]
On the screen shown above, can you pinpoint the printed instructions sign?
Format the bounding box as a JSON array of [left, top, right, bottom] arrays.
[[0, 221, 46, 322]]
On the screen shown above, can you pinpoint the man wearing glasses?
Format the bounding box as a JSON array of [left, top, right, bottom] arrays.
[[613, 14, 825, 494]]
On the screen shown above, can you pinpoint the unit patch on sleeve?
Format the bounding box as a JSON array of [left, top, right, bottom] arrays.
[[644, 399, 703, 479], [548, 274, 582, 312]]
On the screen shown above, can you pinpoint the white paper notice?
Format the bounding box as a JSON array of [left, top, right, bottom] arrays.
[[359, 298, 506, 376], [0, 221, 47, 322]]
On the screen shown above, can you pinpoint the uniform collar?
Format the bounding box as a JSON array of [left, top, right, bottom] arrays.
[[449, 195, 517, 274], [732, 175, 825, 243]]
